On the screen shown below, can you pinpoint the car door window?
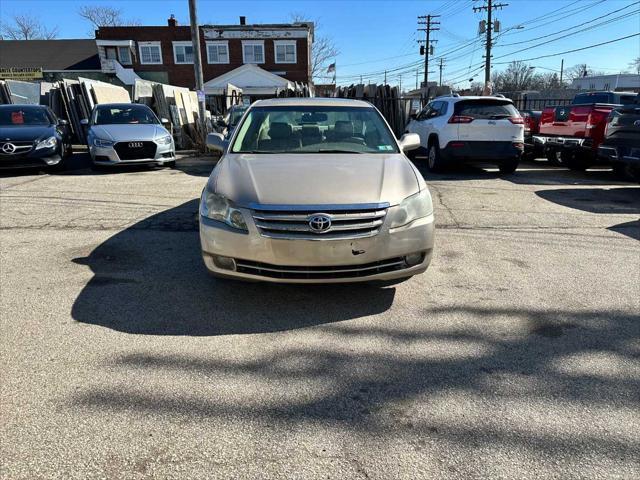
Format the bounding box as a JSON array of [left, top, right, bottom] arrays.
[[417, 104, 432, 120], [427, 101, 444, 119]]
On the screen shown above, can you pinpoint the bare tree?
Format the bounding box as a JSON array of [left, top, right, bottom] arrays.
[[629, 57, 640, 75], [78, 5, 141, 30], [290, 13, 339, 82], [1, 14, 58, 40], [492, 61, 536, 92]]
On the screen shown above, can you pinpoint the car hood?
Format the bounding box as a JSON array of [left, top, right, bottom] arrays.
[[211, 153, 422, 207], [0, 125, 55, 142], [90, 124, 167, 141]]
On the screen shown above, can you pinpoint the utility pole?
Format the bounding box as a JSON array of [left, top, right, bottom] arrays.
[[415, 69, 419, 89], [438, 58, 445, 86], [417, 14, 440, 89], [560, 58, 564, 86], [384, 70, 387, 85], [399, 74, 402, 93], [188, 0, 206, 138], [473, 0, 508, 94]]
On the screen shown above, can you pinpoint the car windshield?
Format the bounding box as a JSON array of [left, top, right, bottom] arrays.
[[0, 106, 52, 126], [231, 105, 399, 154], [454, 100, 519, 119], [94, 105, 159, 125]]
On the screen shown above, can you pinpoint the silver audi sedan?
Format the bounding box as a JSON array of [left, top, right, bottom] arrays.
[[200, 98, 435, 283], [85, 103, 175, 167]]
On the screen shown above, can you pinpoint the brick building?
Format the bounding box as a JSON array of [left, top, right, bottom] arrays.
[[94, 16, 314, 90]]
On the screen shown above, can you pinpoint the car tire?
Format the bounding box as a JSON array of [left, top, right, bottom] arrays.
[[499, 157, 519, 175], [560, 150, 590, 171], [165, 160, 177, 169], [427, 142, 444, 172], [611, 162, 626, 178], [545, 148, 561, 165], [64, 144, 73, 159]]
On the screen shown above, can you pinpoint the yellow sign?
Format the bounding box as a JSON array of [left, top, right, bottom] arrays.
[[0, 67, 44, 80]]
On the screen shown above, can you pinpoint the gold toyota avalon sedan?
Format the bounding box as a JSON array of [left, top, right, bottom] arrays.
[[200, 98, 435, 283]]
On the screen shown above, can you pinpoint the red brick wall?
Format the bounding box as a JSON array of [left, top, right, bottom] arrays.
[[96, 26, 311, 89]]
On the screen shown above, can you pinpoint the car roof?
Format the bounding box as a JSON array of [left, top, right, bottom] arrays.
[[0, 104, 47, 109], [94, 103, 145, 109], [438, 95, 514, 103], [253, 97, 373, 108]]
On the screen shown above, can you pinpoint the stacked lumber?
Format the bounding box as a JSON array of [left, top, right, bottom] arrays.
[[333, 83, 412, 138]]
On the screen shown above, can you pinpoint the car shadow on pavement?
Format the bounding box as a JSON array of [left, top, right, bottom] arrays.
[[535, 187, 640, 215], [412, 158, 629, 186], [71, 305, 640, 469], [70, 199, 396, 336]]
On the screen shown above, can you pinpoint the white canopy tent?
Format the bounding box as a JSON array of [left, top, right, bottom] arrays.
[[203, 64, 294, 96]]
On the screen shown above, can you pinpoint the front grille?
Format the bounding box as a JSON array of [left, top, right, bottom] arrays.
[[114, 141, 157, 160], [251, 205, 388, 240], [235, 257, 407, 280], [0, 141, 34, 156]]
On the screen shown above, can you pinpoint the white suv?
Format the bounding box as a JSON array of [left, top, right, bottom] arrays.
[[405, 95, 525, 174]]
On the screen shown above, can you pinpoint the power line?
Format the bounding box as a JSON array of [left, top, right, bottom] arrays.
[[493, 10, 639, 61], [497, 1, 639, 47], [493, 32, 640, 65]]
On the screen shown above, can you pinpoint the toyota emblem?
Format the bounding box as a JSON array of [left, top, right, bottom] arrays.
[[308, 214, 332, 233], [1, 143, 16, 154], [128, 142, 143, 148]]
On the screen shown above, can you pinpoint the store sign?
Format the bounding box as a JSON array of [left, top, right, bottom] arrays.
[[0, 67, 44, 80]]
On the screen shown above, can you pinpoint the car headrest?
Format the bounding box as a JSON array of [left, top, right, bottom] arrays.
[[301, 125, 321, 137], [269, 122, 292, 139], [334, 121, 354, 137]]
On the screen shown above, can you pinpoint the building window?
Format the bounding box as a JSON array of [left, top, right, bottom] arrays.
[[274, 41, 296, 64], [242, 41, 264, 64], [173, 42, 194, 64], [207, 41, 229, 64], [118, 47, 132, 65], [139, 42, 162, 65]]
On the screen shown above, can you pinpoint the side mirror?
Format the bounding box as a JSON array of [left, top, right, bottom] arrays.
[[399, 133, 421, 153], [58, 119, 68, 126], [206, 132, 228, 153], [80, 119, 89, 126]]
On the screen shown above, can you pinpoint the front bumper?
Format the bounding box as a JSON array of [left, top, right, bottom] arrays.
[[0, 146, 62, 169], [90, 141, 175, 165], [199, 209, 435, 284], [441, 141, 523, 162]]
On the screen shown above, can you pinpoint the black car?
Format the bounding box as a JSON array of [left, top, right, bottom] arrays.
[[598, 94, 640, 181], [0, 105, 72, 170]]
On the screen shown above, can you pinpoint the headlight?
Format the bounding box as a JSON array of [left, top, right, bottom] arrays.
[[157, 135, 173, 145], [35, 136, 57, 150], [93, 138, 114, 148], [200, 189, 248, 231], [390, 189, 433, 228]]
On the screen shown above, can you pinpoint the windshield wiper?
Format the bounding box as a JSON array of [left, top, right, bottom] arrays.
[[314, 149, 364, 154]]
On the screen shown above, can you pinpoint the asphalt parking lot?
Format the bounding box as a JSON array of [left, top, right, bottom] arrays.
[[1, 151, 639, 479]]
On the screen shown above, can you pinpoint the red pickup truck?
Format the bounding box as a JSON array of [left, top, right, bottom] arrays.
[[533, 91, 638, 170]]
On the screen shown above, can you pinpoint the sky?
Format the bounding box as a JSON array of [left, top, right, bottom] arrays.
[[1, 0, 639, 89]]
